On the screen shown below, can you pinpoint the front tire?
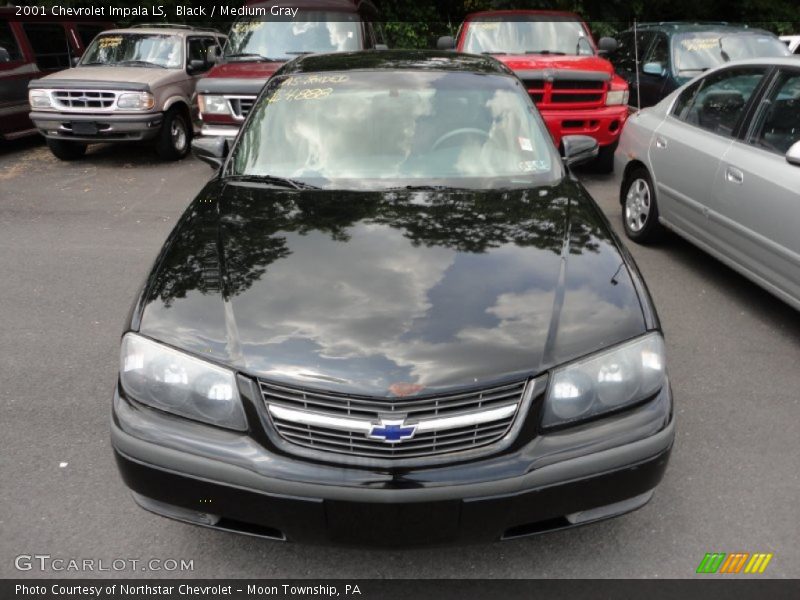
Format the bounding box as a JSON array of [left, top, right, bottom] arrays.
[[622, 167, 663, 243], [46, 139, 87, 161], [156, 107, 191, 161], [593, 143, 615, 173]]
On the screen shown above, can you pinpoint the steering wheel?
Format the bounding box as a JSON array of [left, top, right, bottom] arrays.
[[432, 128, 490, 151]]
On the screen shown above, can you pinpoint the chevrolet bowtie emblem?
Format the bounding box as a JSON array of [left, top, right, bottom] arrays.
[[368, 419, 417, 443]]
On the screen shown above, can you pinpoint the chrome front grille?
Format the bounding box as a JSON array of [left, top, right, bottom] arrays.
[[228, 95, 256, 121], [52, 90, 117, 110], [261, 379, 529, 460]]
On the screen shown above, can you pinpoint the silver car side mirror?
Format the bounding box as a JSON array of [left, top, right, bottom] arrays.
[[786, 141, 800, 167]]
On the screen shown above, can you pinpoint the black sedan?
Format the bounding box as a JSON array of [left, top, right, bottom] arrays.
[[112, 50, 674, 545]]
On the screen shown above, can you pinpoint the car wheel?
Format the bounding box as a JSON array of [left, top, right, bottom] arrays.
[[156, 107, 191, 160], [46, 139, 87, 161], [593, 143, 615, 174], [622, 167, 663, 243]]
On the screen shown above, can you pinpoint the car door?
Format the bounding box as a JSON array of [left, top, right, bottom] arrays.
[[0, 19, 35, 138], [709, 67, 800, 305], [648, 66, 769, 248], [638, 33, 670, 107], [611, 30, 655, 109]]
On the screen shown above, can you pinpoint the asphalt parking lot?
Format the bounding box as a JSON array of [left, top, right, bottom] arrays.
[[1, 138, 798, 579]]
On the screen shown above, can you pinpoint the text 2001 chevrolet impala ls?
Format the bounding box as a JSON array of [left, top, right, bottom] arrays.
[[112, 50, 674, 545]]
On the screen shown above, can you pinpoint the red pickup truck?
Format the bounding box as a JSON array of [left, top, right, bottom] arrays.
[[196, 0, 384, 138], [440, 11, 628, 172]]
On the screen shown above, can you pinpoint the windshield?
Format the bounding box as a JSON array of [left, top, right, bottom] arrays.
[[463, 18, 594, 56], [673, 33, 788, 74], [80, 34, 183, 68], [225, 14, 362, 60], [230, 70, 561, 190]]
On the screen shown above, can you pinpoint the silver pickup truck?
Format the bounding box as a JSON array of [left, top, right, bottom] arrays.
[[28, 24, 226, 160]]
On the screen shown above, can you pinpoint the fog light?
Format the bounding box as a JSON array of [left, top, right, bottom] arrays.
[[131, 492, 220, 526], [565, 490, 654, 524]]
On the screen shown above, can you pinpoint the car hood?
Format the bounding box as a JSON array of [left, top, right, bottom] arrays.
[[206, 60, 285, 81], [38, 66, 177, 86], [137, 180, 647, 397], [495, 54, 615, 77]]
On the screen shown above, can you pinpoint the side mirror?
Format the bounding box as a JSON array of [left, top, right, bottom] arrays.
[[71, 56, 80, 67], [437, 36, 456, 51], [192, 136, 228, 169], [562, 135, 599, 167], [787, 141, 800, 167], [597, 37, 618, 54], [643, 61, 665, 76], [207, 46, 220, 64], [188, 59, 207, 75]]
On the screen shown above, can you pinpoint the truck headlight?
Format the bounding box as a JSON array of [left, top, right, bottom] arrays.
[[117, 92, 155, 110], [542, 333, 666, 428], [198, 94, 231, 115], [120, 333, 247, 431], [29, 89, 52, 109], [606, 90, 629, 106]]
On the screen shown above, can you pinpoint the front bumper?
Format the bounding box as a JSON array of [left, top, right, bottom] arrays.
[[540, 105, 629, 149], [112, 378, 674, 545], [199, 124, 240, 138], [30, 111, 163, 142]]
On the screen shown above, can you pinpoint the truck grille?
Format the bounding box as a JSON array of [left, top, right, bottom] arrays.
[[523, 78, 607, 108], [228, 96, 256, 121], [52, 90, 117, 110], [261, 379, 529, 460]]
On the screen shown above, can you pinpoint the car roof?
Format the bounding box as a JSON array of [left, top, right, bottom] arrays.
[[465, 10, 581, 21], [247, 0, 362, 8], [280, 50, 514, 76], [628, 22, 773, 36], [99, 26, 223, 37], [703, 57, 800, 68]]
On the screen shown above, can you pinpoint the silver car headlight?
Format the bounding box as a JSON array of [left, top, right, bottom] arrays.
[[542, 333, 666, 428], [120, 333, 247, 431], [117, 92, 155, 110], [29, 89, 52, 109], [198, 94, 231, 115]]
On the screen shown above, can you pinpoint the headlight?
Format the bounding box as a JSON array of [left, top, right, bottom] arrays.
[[198, 94, 231, 115], [542, 333, 666, 428], [120, 333, 247, 431], [29, 89, 52, 109], [117, 92, 155, 110], [606, 89, 630, 106]]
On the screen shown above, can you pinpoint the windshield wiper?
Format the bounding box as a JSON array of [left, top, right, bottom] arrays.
[[116, 60, 166, 68], [387, 185, 460, 192], [285, 51, 315, 56], [79, 62, 108, 66], [481, 51, 507, 55], [225, 174, 320, 190], [225, 53, 282, 62], [525, 50, 567, 55]]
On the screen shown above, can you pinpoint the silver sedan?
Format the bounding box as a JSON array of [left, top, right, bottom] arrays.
[[615, 58, 800, 310]]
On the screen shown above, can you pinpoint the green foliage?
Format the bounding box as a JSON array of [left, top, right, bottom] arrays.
[[16, 0, 799, 44]]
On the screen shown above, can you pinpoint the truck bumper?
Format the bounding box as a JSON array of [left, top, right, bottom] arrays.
[[540, 105, 629, 149], [30, 111, 163, 143]]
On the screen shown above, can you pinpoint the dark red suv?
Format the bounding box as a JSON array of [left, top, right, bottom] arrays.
[[0, 8, 113, 141], [196, 0, 384, 139], [440, 10, 629, 172]]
